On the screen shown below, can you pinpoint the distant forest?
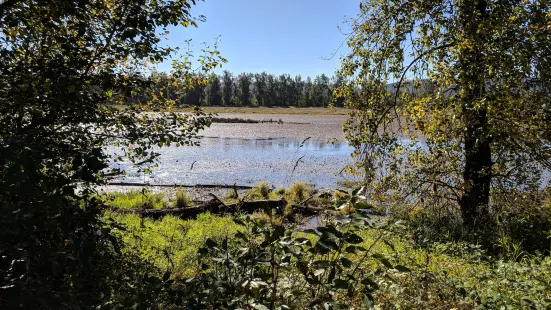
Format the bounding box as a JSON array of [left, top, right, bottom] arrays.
[[132, 71, 346, 108]]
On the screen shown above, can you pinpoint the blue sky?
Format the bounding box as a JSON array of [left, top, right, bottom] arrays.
[[159, 0, 360, 78]]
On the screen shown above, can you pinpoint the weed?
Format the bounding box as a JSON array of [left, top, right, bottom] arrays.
[[247, 181, 273, 200], [285, 182, 311, 204], [174, 189, 193, 208], [226, 187, 239, 199]]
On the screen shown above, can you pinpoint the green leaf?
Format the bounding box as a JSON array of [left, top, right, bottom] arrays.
[[346, 233, 363, 244], [345, 245, 366, 253], [252, 304, 269, 310], [372, 253, 393, 269], [333, 279, 349, 290], [361, 277, 379, 289], [394, 265, 411, 272], [339, 257, 353, 268]]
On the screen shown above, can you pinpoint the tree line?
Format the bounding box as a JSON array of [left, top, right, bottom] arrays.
[[141, 71, 346, 108]]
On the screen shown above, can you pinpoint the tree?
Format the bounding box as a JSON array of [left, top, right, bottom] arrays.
[[337, 0, 550, 227], [303, 77, 315, 107], [290, 75, 303, 107], [253, 72, 268, 106], [236, 73, 253, 106], [266, 74, 278, 107], [0, 0, 224, 307], [221, 70, 235, 106], [206, 74, 223, 106]]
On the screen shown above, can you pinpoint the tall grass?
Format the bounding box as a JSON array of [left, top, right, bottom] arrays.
[[285, 182, 311, 204], [173, 189, 193, 208], [104, 191, 167, 209], [106, 211, 241, 278]]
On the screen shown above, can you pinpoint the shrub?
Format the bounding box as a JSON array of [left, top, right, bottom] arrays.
[[180, 212, 387, 309], [390, 187, 551, 258], [268, 187, 287, 200], [107, 211, 241, 278]]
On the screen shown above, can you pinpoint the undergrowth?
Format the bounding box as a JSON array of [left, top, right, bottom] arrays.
[[102, 184, 551, 308], [104, 191, 168, 209]]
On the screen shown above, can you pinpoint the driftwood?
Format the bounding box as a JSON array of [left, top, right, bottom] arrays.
[[113, 198, 324, 220], [105, 182, 253, 190]]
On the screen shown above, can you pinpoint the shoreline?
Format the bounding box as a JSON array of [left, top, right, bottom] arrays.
[[111, 105, 350, 115]]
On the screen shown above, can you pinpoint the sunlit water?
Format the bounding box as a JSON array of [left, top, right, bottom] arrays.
[[108, 114, 357, 189]]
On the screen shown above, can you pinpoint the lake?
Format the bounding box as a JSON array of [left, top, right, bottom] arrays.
[[109, 113, 358, 189]]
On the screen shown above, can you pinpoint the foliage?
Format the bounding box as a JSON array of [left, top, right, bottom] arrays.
[[102, 187, 551, 308], [337, 0, 551, 227], [390, 187, 551, 258], [180, 211, 389, 309], [163, 70, 343, 108], [107, 212, 241, 279], [0, 0, 224, 307]]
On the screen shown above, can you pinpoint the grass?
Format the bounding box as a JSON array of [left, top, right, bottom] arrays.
[[174, 189, 193, 208], [103, 191, 168, 209], [284, 181, 312, 204], [106, 211, 241, 279], [246, 181, 273, 200]]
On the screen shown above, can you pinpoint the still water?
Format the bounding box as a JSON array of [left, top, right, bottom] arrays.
[[110, 114, 357, 189]]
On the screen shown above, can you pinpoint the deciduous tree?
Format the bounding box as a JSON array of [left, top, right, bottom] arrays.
[[337, 0, 551, 227]]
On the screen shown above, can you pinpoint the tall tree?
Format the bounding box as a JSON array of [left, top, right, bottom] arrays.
[[236, 73, 253, 106], [253, 72, 268, 106], [337, 0, 551, 227], [303, 77, 315, 107], [206, 74, 223, 106], [266, 74, 278, 107], [221, 70, 235, 106], [0, 0, 224, 307]]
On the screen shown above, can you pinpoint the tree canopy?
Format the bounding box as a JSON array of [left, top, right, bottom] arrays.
[[337, 0, 551, 226]]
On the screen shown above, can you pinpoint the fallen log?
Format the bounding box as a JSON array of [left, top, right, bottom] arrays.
[[116, 199, 286, 220], [112, 199, 325, 220]]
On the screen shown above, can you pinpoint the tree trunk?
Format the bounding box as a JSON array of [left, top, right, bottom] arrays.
[[459, 0, 492, 227]]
